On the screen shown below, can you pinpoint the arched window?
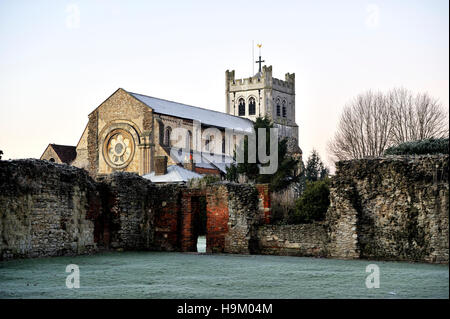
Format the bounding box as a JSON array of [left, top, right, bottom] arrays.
[[164, 127, 172, 146], [49, 158, 55, 163], [282, 100, 287, 117], [222, 136, 226, 154], [238, 98, 245, 116], [186, 130, 192, 150], [205, 135, 214, 152], [276, 99, 281, 117], [249, 97, 256, 115], [158, 121, 164, 145]]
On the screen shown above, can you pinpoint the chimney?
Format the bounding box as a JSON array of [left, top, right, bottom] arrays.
[[154, 156, 168, 175], [183, 153, 195, 171]]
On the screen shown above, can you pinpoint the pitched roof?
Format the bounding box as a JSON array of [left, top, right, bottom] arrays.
[[50, 144, 77, 164], [127, 90, 254, 133], [143, 165, 202, 183]]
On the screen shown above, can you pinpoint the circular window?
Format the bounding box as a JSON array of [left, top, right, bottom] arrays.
[[103, 129, 135, 168]]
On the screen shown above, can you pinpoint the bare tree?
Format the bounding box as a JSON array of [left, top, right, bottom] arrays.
[[328, 91, 392, 161], [328, 88, 449, 162], [389, 88, 449, 144]]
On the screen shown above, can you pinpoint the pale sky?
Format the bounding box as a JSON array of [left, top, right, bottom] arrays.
[[0, 0, 448, 169]]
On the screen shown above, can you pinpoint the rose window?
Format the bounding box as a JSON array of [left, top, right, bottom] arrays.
[[103, 129, 135, 168]]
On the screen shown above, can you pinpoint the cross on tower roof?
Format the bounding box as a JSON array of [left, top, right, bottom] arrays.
[[255, 55, 265, 74]]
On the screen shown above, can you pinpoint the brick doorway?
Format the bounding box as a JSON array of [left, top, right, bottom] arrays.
[[181, 191, 208, 252], [181, 187, 230, 253], [193, 196, 207, 252]]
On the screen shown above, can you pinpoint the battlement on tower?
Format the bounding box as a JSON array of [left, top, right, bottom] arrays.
[[226, 66, 295, 94]]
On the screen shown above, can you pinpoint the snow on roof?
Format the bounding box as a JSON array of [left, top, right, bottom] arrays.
[[203, 153, 235, 174], [169, 149, 214, 170], [143, 165, 202, 183], [128, 91, 254, 133], [168, 148, 235, 174]]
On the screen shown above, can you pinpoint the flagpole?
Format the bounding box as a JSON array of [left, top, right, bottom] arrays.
[[252, 40, 254, 76]]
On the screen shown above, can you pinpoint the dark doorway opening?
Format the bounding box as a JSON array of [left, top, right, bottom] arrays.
[[192, 196, 207, 253]]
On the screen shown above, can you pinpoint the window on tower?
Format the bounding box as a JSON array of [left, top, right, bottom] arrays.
[[276, 99, 281, 117], [238, 98, 245, 116], [249, 97, 256, 115], [282, 100, 287, 117]]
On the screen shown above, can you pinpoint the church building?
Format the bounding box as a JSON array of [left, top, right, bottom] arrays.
[[40, 63, 301, 180]]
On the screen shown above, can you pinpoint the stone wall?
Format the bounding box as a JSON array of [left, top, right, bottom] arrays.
[[0, 160, 99, 260], [223, 183, 260, 254], [256, 184, 271, 224], [97, 172, 181, 251], [0, 159, 263, 259], [180, 183, 262, 254], [327, 155, 449, 263], [257, 224, 328, 257], [2, 155, 447, 263]]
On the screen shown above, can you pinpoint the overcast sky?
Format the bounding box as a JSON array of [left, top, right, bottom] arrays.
[[0, 0, 448, 169]]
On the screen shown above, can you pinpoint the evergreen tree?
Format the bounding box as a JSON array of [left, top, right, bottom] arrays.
[[293, 178, 330, 223], [305, 149, 329, 182], [225, 116, 300, 191]]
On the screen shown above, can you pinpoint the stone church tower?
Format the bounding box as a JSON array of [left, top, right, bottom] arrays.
[[225, 65, 299, 144]]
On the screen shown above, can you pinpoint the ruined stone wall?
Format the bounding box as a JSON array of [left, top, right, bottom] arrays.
[[180, 184, 262, 254], [0, 160, 262, 259], [256, 184, 271, 224], [97, 172, 182, 251], [257, 224, 328, 257], [205, 185, 229, 253], [152, 185, 181, 251], [0, 160, 99, 260], [3, 156, 445, 263], [327, 155, 449, 263], [223, 183, 260, 254], [180, 188, 205, 252]]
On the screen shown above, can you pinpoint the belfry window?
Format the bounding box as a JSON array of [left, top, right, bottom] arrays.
[[238, 98, 245, 116], [276, 99, 281, 117], [282, 100, 287, 117], [249, 97, 256, 115]]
